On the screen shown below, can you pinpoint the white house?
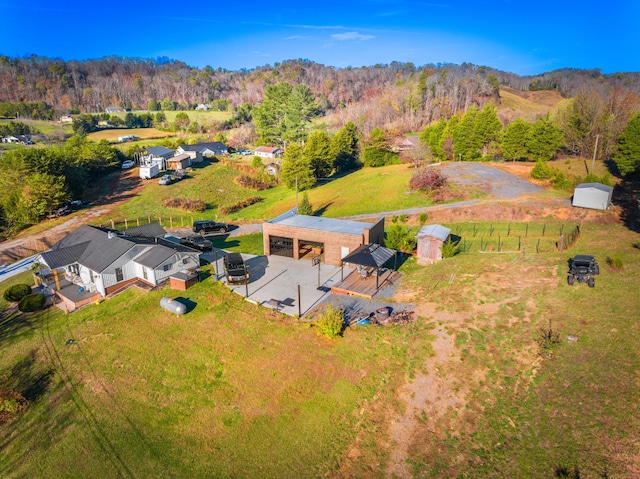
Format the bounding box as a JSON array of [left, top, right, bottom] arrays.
[[254, 146, 283, 158], [39, 223, 200, 311]]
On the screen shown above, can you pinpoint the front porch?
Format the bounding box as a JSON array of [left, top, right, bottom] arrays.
[[51, 277, 101, 312]]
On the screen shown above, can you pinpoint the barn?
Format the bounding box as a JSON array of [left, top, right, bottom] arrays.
[[416, 224, 451, 265], [262, 209, 385, 266], [572, 183, 613, 211]]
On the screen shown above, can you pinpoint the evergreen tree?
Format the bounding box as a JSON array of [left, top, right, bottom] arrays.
[[614, 113, 640, 176], [472, 103, 502, 158], [501, 118, 531, 160], [527, 116, 563, 162], [298, 192, 313, 215], [419, 118, 447, 161], [330, 121, 361, 172], [452, 106, 477, 160], [304, 131, 332, 179], [280, 143, 315, 190], [252, 82, 293, 146], [282, 84, 317, 145]]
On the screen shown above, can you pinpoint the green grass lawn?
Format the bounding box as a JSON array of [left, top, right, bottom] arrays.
[[0, 118, 72, 136], [109, 163, 474, 226], [210, 233, 264, 255], [1, 223, 638, 477]]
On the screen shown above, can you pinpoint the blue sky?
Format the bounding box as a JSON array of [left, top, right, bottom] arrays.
[[1, 0, 637, 75]]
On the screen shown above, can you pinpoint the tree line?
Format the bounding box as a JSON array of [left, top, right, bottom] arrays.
[[0, 136, 123, 236]]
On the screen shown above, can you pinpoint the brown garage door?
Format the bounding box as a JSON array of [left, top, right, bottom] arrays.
[[269, 235, 294, 258]]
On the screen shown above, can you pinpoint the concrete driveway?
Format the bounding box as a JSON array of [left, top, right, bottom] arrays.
[[200, 248, 354, 317]]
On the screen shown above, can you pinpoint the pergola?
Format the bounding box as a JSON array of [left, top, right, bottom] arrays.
[[341, 243, 397, 290]]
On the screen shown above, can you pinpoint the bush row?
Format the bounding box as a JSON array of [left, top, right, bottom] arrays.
[[233, 174, 271, 191], [162, 198, 207, 212], [218, 197, 263, 215]]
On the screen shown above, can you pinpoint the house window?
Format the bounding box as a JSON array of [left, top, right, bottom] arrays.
[[69, 263, 80, 275], [163, 263, 172, 272], [89, 270, 95, 283], [115, 267, 124, 282], [142, 268, 148, 280], [182, 258, 189, 265]]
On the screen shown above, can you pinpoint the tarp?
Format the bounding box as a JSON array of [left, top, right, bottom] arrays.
[[342, 243, 396, 268]]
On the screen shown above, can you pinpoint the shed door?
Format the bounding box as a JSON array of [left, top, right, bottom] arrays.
[[270, 236, 294, 258]]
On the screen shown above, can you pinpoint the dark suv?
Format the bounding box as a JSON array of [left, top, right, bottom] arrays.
[[192, 220, 228, 234], [179, 235, 213, 251], [567, 255, 599, 288], [223, 253, 249, 285]]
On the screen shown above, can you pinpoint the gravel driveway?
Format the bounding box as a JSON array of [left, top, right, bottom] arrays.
[[441, 162, 542, 198]]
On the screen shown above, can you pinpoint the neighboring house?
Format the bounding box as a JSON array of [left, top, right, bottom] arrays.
[[265, 162, 280, 176], [254, 146, 283, 159], [106, 106, 122, 113], [416, 224, 451, 265], [38, 223, 200, 311], [98, 120, 114, 127], [118, 135, 139, 142], [391, 136, 419, 152], [195, 103, 211, 111], [167, 153, 191, 170], [145, 146, 175, 170], [177, 142, 228, 162], [572, 183, 613, 211], [1, 136, 19, 143], [59, 115, 73, 123]]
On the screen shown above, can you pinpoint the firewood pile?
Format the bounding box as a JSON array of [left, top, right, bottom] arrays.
[[374, 308, 416, 325]]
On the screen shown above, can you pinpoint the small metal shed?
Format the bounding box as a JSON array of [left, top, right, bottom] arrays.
[[416, 224, 451, 265], [572, 183, 613, 211]]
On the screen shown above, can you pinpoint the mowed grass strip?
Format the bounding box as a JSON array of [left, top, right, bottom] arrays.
[[0, 274, 432, 478], [110, 163, 450, 225]]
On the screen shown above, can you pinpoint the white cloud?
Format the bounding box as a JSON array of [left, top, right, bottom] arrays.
[[331, 32, 375, 41]]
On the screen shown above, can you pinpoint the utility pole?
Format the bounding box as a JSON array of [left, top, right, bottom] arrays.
[[591, 134, 599, 174], [295, 178, 299, 212]]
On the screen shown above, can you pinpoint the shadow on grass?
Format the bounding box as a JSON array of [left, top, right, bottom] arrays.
[[0, 310, 37, 347], [5, 349, 53, 403], [173, 297, 197, 313]]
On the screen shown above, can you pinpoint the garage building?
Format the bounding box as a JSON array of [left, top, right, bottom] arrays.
[[572, 183, 613, 211], [263, 210, 385, 266]]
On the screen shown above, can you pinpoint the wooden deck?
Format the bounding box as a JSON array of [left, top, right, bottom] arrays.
[[331, 269, 399, 299]]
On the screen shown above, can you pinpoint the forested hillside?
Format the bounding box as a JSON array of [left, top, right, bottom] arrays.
[[2, 55, 640, 134]]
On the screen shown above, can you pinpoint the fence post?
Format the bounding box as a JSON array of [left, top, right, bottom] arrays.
[[542, 224, 546, 236], [498, 236, 501, 252], [536, 239, 540, 253], [110, 219, 115, 229], [518, 235, 521, 251], [148, 216, 151, 224], [489, 224, 493, 237], [507, 223, 511, 236], [137, 218, 140, 226], [525, 223, 528, 237], [560, 224, 564, 236], [170, 217, 173, 228], [158, 216, 162, 226], [125, 218, 128, 229]]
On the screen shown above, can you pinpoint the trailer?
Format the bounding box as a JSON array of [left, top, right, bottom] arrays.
[[140, 164, 160, 179]]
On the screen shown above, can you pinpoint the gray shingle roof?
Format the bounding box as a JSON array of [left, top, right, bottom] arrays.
[[269, 214, 375, 236], [417, 224, 451, 241], [342, 243, 396, 268], [122, 222, 167, 238], [146, 146, 174, 157], [40, 242, 90, 269]]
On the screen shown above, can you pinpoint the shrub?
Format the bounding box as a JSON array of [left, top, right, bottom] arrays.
[[441, 238, 461, 258], [385, 224, 417, 253], [18, 293, 46, 312], [162, 197, 207, 212], [0, 386, 28, 425], [218, 197, 263, 215], [606, 255, 624, 271], [233, 174, 271, 191], [315, 304, 344, 339], [419, 212, 428, 225], [530, 160, 554, 180], [3, 284, 32, 302], [362, 147, 400, 167], [409, 168, 447, 191], [251, 156, 264, 170]]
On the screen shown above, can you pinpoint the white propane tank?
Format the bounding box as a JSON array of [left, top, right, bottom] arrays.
[[160, 297, 187, 315]]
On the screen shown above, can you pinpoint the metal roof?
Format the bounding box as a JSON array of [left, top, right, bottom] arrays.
[[417, 224, 451, 241], [40, 242, 90, 269], [146, 146, 173, 157], [122, 222, 167, 238], [575, 182, 613, 193], [269, 214, 375, 236], [343, 243, 396, 268], [134, 245, 177, 268]]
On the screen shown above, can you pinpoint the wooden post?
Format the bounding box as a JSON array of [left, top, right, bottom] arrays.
[[53, 269, 60, 291], [542, 224, 546, 236], [137, 218, 140, 226], [125, 218, 128, 229], [298, 284, 301, 318], [181, 217, 184, 227], [110, 219, 115, 229], [148, 216, 151, 224], [525, 224, 529, 237], [518, 235, 521, 251], [536, 239, 540, 253], [170, 217, 173, 228]]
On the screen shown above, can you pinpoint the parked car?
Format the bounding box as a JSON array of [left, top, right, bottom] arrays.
[[158, 174, 172, 185], [121, 160, 135, 169], [192, 220, 228, 234], [48, 205, 70, 218], [223, 252, 249, 285], [179, 235, 213, 251]]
